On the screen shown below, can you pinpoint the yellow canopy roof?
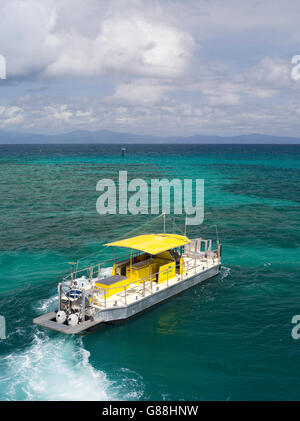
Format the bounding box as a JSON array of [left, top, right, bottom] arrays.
[[105, 233, 190, 255]]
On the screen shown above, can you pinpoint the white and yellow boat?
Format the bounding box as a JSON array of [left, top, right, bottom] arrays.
[[34, 226, 222, 334]]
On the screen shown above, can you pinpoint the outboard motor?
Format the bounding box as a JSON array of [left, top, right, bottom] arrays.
[[56, 311, 67, 324], [68, 314, 79, 326]]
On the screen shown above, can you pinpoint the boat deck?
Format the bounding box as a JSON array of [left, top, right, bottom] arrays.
[[34, 254, 220, 334], [33, 311, 104, 334], [89, 255, 217, 310]]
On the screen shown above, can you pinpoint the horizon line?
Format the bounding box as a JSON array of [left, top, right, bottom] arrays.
[[1, 128, 300, 140]]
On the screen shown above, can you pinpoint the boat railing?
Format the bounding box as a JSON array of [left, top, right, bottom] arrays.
[[62, 252, 135, 283], [89, 250, 220, 308]]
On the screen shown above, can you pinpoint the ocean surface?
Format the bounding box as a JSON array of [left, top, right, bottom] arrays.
[[0, 144, 299, 401]]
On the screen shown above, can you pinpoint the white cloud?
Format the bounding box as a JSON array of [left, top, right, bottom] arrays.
[[0, 0, 59, 76], [1, 89, 300, 138], [46, 17, 195, 78], [44, 104, 73, 122], [0, 1, 195, 79], [0, 105, 24, 127], [1, 0, 300, 136], [108, 80, 170, 105], [246, 57, 292, 87]]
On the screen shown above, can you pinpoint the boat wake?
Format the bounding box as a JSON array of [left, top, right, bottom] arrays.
[[36, 293, 58, 312], [0, 333, 113, 400], [220, 266, 231, 281], [217, 266, 234, 289], [0, 331, 144, 401], [2, 266, 145, 401]]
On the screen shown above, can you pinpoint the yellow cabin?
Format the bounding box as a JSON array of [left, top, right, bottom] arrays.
[[95, 275, 129, 298], [94, 233, 190, 299]]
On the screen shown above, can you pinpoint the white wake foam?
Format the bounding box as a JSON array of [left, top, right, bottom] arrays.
[[36, 294, 58, 312], [220, 266, 231, 280], [0, 333, 116, 401], [8, 265, 143, 401]]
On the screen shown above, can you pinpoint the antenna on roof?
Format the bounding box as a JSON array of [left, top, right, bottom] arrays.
[[212, 224, 219, 245], [163, 212, 166, 233]]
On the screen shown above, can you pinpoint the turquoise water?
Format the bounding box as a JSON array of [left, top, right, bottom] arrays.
[[0, 144, 299, 401]]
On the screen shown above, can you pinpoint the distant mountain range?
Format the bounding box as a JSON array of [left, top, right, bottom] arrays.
[[0, 129, 300, 144]]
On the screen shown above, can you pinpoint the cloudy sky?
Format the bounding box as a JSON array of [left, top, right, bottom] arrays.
[[1, 0, 300, 136]]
